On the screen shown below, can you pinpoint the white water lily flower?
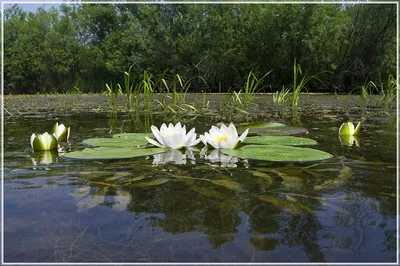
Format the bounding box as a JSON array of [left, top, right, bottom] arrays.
[[52, 122, 70, 141], [145, 122, 201, 149], [30, 132, 58, 151], [200, 123, 249, 149], [338, 122, 360, 136]]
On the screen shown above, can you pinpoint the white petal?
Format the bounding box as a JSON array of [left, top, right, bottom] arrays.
[[170, 133, 184, 149], [200, 135, 207, 146], [160, 123, 168, 133], [222, 136, 236, 149], [145, 137, 164, 148], [30, 133, 36, 148], [151, 125, 165, 146], [208, 139, 220, 149], [238, 128, 249, 143], [209, 126, 220, 135], [184, 128, 195, 146], [228, 123, 238, 139], [188, 137, 202, 147]]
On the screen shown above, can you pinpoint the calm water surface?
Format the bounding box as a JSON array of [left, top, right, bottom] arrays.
[[3, 96, 397, 263]]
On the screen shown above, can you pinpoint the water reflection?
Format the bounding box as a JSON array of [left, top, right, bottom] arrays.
[[3, 108, 397, 263], [31, 150, 59, 166], [339, 134, 360, 147], [201, 148, 248, 168], [69, 186, 132, 213], [152, 149, 195, 166]]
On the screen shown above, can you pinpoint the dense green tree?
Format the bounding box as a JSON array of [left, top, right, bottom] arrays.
[[3, 3, 397, 94]]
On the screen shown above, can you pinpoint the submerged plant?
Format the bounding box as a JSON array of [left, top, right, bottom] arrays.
[[145, 122, 201, 149], [200, 123, 249, 149], [30, 132, 58, 151]]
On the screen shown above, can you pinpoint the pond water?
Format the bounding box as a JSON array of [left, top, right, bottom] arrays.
[[3, 95, 397, 263]]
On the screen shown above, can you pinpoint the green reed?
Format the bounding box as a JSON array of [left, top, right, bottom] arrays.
[[243, 70, 272, 103], [369, 74, 398, 105], [290, 59, 325, 107], [104, 82, 122, 111], [273, 85, 290, 104]]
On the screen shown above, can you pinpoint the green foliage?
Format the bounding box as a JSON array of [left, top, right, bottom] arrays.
[[221, 145, 333, 162], [244, 136, 317, 146], [243, 70, 272, 103], [3, 4, 396, 94], [273, 86, 290, 104], [369, 74, 398, 105], [289, 59, 327, 107]]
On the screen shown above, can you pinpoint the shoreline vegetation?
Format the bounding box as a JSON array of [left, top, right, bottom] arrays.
[[4, 4, 397, 96], [4, 93, 397, 118]]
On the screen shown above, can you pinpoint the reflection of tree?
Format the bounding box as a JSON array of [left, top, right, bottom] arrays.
[[66, 156, 396, 261], [284, 214, 325, 262], [126, 180, 242, 248]]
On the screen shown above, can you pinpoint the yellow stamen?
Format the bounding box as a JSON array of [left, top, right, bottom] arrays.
[[215, 135, 227, 144]]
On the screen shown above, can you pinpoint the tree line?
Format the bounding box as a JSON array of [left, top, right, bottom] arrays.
[[3, 3, 397, 94]]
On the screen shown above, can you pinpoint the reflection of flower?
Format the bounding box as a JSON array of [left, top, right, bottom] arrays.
[[69, 186, 131, 213], [145, 122, 201, 149], [52, 122, 70, 141], [205, 149, 239, 168], [338, 122, 360, 136], [200, 123, 249, 149], [152, 149, 195, 166], [31, 150, 59, 166], [30, 132, 58, 151], [339, 134, 360, 147]]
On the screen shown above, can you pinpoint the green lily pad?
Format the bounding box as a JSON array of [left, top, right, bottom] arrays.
[[113, 133, 151, 140], [237, 122, 308, 136], [244, 135, 317, 146], [83, 133, 150, 148], [221, 145, 333, 162], [64, 147, 168, 160]]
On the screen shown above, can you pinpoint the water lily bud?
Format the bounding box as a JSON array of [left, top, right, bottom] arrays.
[[338, 122, 360, 136], [52, 122, 70, 141], [30, 132, 58, 151]]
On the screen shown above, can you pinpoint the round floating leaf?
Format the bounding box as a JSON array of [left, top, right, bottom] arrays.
[[221, 145, 333, 162], [64, 147, 168, 160], [237, 122, 308, 136], [244, 135, 317, 146], [83, 133, 150, 148], [113, 133, 151, 140]]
